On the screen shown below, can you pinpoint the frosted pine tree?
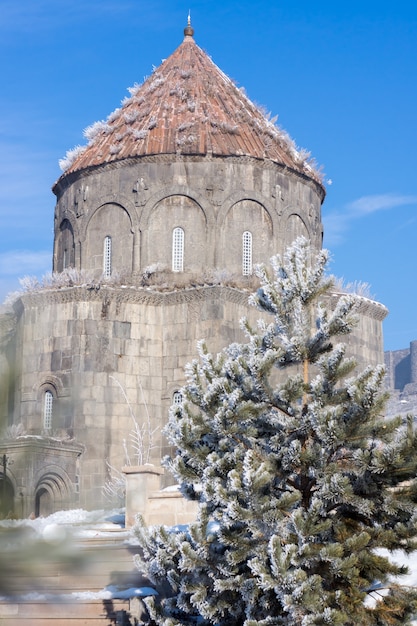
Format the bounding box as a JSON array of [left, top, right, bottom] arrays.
[[134, 238, 417, 626]]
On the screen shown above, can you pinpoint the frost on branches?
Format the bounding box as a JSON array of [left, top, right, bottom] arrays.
[[134, 238, 417, 626]]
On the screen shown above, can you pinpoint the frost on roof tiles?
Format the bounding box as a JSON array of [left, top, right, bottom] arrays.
[[58, 24, 322, 185]]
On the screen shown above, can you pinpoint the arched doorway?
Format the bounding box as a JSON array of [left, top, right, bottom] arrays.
[[34, 471, 72, 517], [35, 487, 54, 518]]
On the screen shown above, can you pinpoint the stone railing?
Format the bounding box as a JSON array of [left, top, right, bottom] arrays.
[[122, 464, 198, 528]]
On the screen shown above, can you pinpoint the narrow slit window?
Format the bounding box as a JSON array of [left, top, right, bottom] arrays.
[[242, 231, 252, 275], [103, 236, 112, 277], [44, 391, 53, 430], [172, 227, 184, 272]]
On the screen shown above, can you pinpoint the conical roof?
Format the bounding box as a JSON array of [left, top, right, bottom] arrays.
[[58, 22, 322, 185]]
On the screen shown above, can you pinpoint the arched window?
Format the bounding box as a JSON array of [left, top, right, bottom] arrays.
[[242, 231, 252, 276], [173, 391, 183, 405], [43, 391, 53, 430], [58, 219, 75, 272], [103, 235, 112, 277], [172, 227, 184, 272]]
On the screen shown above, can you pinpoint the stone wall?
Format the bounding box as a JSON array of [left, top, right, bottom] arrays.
[[385, 340, 417, 392], [0, 149, 388, 514], [6, 285, 266, 508], [384, 340, 417, 421], [52, 155, 324, 279], [2, 282, 388, 512]]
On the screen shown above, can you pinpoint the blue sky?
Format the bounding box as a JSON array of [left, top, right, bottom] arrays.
[[0, 0, 416, 351]]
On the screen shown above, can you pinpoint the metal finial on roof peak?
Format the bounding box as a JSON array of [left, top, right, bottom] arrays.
[[184, 11, 194, 38]]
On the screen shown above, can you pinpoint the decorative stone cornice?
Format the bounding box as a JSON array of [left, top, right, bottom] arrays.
[[53, 154, 325, 201], [14, 283, 388, 321], [329, 292, 388, 322], [17, 283, 252, 309], [0, 437, 84, 456]]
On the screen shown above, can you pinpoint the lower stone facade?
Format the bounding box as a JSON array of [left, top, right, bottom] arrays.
[[1, 282, 387, 515]]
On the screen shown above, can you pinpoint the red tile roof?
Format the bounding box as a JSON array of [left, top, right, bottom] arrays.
[[58, 25, 322, 185]]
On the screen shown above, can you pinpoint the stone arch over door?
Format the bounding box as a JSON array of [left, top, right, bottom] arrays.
[[83, 203, 134, 276], [218, 199, 274, 273], [34, 468, 73, 517], [144, 195, 207, 272]]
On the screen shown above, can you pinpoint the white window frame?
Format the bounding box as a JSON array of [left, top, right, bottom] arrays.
[[172, 227, 184, 272], [173, 391, 183, 405], [242, 231, 252, 276], [43, 391, 53, 430], [103, 235, 112, 277]]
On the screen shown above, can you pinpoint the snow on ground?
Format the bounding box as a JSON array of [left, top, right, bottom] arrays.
[[13, 586, 158, 603], [0, 508, 128, 541], [394, 551, 417, 587]]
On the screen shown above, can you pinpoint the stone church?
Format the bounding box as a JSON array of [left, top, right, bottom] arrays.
[[0, 20, 387, 517]]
